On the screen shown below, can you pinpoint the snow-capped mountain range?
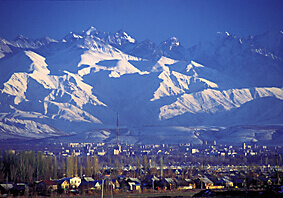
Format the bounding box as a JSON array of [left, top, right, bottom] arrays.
[[0, 27, 282, 145]]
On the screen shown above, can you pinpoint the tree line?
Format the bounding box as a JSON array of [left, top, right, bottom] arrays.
[[0, 150, 99, 183], [1, 149, 281, 184], [0, 150, 161, 184]]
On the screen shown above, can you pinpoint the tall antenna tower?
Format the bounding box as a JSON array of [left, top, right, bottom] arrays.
[[116, 112, 119, 146], [114, 112, 121, 155]]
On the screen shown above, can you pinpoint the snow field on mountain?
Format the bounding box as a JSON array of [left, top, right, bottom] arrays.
[[0, 117, 67, 140], [0, 27, 282, 144], [159, 87, 283, 120], [24, 51, 50, 74]]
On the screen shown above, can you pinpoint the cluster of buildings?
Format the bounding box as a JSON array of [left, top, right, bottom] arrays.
[[45, 141, 280, 157], [0, 163, 282, 196], [1, 141, 282, 196]]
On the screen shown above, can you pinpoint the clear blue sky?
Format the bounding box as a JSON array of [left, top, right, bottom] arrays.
[[0, 0, 282, 48]]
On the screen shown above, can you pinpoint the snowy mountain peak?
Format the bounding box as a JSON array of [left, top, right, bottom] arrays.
[[0, 38, 12, 56], [85, 26, 99, 36], [14, 35, 29, 41], [63, 32, 84, 42], [129, 39, 162, 60], [36, 36, 58, 45], [215, 31, 238, 41], [161, 37, 181, 48], [217, 31, 230, 36], [138, 39, 155, 47], [113, 29, 136, 44], [248, 31, 283, 58], [0, 37, 9, 43], [170, 37, 180, 45], [159, 37, 186, 60]]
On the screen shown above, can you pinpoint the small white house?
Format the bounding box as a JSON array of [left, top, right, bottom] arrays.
[[67, 177, 81, 188]]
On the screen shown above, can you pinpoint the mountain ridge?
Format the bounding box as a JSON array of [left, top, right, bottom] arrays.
[[0, 27, 282, 145]]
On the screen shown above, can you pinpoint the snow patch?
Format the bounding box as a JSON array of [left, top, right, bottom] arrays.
[[159, 87, 283, 120]]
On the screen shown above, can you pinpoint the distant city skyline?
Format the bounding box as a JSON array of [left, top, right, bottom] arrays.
[[0, 0, 282, 48]]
